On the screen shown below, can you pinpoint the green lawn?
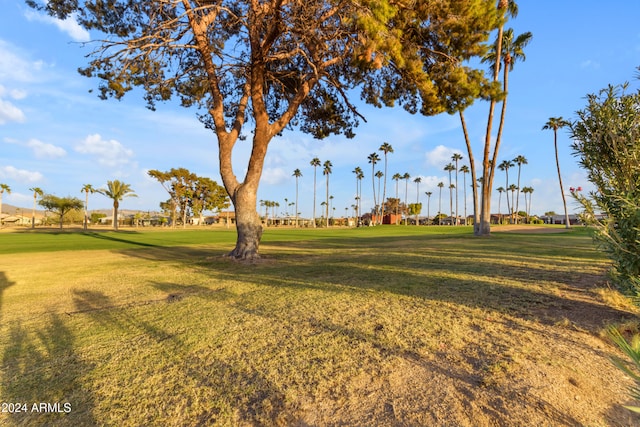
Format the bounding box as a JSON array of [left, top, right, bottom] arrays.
[[0, 226, 638, 426]]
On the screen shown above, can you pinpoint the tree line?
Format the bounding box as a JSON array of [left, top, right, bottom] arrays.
[[0, 170, 229, 230]]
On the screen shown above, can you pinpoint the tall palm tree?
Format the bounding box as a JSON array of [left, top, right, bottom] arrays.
[[527, 186, 534, 221], [310, 157, 321, 227], [357, 168, 364, 223], [425, 191, 432, 225], [392, 173, 402, 224], [543, 117, 571, 228], [413, 177, 422, 226], [30, 187, 44, 229], [459, 165, 470, 225], [0, 184, 10, 229], [80, 184, 94, 230], [478, 6, 528, 235], [444, 163, 455, 223], [96, 180, 137, 231], [496, 186, 505, 224], [379, 142, 394, 224], [513, 155, 528, 224], [498, 159, 514, 222], [437, 182, 444, 220], [451, 153, 463, 225], [367, 152, 380, 223], [375, 170, 384, 222], [403, 172, 411, 225], [292, 169, 302, 227], [508, 184, 518, 222], [352, 167, 362, 222], [484, 28, 532, 185], [521, 186, 533, 222], [323, 160, 332, 227]]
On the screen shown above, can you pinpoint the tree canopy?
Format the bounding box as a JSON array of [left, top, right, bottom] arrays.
[[38, 194, 84, 229], [148, 168, 229, 226]]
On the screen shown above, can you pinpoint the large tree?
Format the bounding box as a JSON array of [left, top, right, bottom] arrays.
[[32, 0, 500, 258], [149, 168, 228, 226], [38, 195, 84, 229]]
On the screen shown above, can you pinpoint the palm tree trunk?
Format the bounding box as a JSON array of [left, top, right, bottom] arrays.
[[460, 111, 479, 232], [113, 201, 119, 231], [515, 166, 522, 224], [312, 167, 317, 228], [554, 130, 571, 228]]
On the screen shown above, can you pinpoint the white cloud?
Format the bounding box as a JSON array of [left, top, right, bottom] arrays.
[[75, 133, 135, 169], [0, 98, 26, 124], [0, 39, 49, 83], [0, 166, 43, 183], [424, 145, 464, 168], [24, 10, 90, 43], [261, 167, 288, 185], [26, 138, 67, 158]]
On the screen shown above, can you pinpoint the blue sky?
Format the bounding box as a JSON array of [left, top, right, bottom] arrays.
[[1, 1, 639, 218]]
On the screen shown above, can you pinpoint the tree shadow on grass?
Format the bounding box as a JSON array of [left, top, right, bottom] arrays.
[[69, 287, 299, 425], [0, 314, 97, 426], [110, 238, 640, 424], [0, 272, 14, 324]]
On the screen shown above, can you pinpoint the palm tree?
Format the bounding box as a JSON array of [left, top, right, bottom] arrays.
[[323, 160, 332, 227], [413, 177, 422, 226], [508, 184, 518, 222], [80, 184, 94, 230], [310, 157, 321, 227], [379, 142, 394, 224], [375, 170, 383, 222], [367, 152, 380, 223], [425, 191, 432, 225], [352, 167, 362, 222], [521, 186, 533, 222], [437, 182, 444, 220], [292, 169, 302, 227], [402, 172, 410, 225], [459, 165, 470, 225], [444, 163, 455, 223], [526, 186, 534, 221], [543, 117, 571, 228], [477, 7, 528, 235], [451, 153, 463, 225], [0, 184, 10, 228], [96, 180, 137, 231], [513, 155, 528, 224], [496, 186, 505, 224], [392, 173, 402, 224], [30, 187, 44, 229], [498, 160, 514, 222]]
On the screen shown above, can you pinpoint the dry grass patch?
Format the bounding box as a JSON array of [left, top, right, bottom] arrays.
[[0, 227, 639, 425]]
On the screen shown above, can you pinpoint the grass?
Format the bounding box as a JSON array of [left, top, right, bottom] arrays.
[[0, 225, 638, 425]]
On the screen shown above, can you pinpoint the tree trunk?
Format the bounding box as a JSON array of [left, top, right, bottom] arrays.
[[113, 201, 119, 231], [554, 131, 571, 229], [227, 183, 262, 259]]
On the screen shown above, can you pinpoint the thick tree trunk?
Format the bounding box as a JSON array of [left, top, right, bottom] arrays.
[[227, 183, 262, 260]]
